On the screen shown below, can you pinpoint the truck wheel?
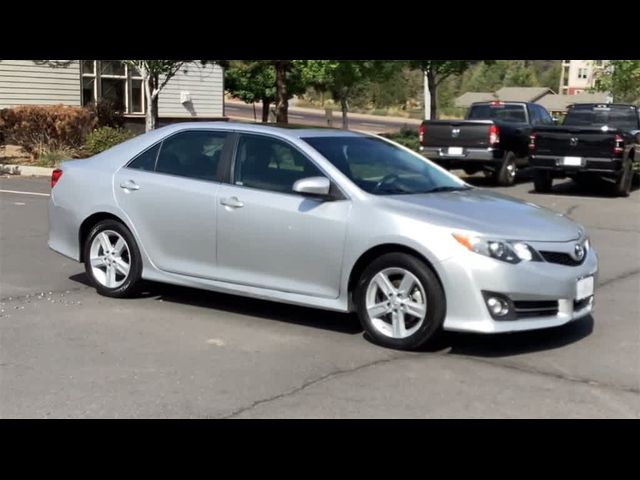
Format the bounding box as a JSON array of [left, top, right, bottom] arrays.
[[533, 170, 553, 193], [614, 161, 632, 197], [494, 151, 517, 186]]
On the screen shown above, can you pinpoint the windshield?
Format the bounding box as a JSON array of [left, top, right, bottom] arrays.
[[467, 104, 527, 123], [301, 135, 467, 195], [563, 105, 639, 130]]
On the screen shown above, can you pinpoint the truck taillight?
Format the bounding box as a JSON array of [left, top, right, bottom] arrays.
[[613, 134, 624, 156], [489, 124, 500, 145], [528, 133, 536, 152], [419, 123, 426, 144], [51, 168, 63, 188]]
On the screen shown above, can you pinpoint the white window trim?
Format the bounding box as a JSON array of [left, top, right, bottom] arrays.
[[81, 60, 145, 115]]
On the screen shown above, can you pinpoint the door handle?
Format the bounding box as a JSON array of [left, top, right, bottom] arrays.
[[120, 180, 140, 191], [220, 196, 244, 208]]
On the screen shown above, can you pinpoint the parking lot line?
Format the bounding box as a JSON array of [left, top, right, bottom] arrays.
[[0, 189, 50, 197]]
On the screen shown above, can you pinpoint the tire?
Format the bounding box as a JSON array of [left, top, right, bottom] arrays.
[[533, 169, 553, 193], [354, 252, 446, 351], [83, 219, 142, 298], [614, 161, 632, 197], [493, 151, 517, 186]]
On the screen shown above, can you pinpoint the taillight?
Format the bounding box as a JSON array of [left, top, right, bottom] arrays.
[[613, 134, 624, 156], [529, 133, 537, 152], [489, 124, 500, 145], [51, 169, 63, 188], [418, 123, 426, 144]]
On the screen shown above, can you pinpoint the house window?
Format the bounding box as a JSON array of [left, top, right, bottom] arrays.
[[81, 60, 145, 114], [577, 68, 589, 79]]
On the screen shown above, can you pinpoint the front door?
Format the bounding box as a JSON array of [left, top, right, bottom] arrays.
[[215, 133, 351, 298]]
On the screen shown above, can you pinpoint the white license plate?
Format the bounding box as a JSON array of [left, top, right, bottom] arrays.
[[447, 147, 463, 155], [576, 276, 594, 300], [562, 156, 583, 166]]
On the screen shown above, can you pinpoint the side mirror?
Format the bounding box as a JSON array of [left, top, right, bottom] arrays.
[[292, 176, 332, 198]]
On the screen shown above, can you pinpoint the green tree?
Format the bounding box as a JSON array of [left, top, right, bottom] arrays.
[[408, 61, 480, 119], [224, 61, 306, 123], [297, 60, 400, 128], [225, 61, 276, 122], [503, 60, 539, 87], [594, 60, 640, 103]]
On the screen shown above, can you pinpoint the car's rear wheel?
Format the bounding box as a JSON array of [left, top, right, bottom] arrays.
[[493, 151, 517, 186], [533, 169, 553, 193], [355, 253, 446, 350], [614, 160, 633, 197], [84, 219, 142, 298]]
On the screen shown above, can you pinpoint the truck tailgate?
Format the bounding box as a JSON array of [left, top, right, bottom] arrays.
[[422, 120, 492, 149], [534, 126, 617, 158]]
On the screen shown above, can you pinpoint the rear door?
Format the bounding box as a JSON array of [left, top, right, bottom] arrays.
[[114, 129, 230, 278]]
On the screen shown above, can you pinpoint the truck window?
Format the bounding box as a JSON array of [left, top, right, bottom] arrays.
[[563, 105, 639, 130], [468, 104, 527, 123]]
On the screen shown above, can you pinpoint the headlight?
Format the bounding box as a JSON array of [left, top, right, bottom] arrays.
[[452, 233, 541, 264]]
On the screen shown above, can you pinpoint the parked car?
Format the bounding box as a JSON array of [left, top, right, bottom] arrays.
[[49, 123, 598, 350], [529, 103, 640, 196], [419, 101, 555, 186]]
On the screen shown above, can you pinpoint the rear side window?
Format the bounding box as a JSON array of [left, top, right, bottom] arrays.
[[468, 104, 527, 123], [155, 131, 227, 181], [128, 143, 160, 171]]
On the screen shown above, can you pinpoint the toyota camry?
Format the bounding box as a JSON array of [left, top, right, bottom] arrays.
[[48, 122, 598, 350]]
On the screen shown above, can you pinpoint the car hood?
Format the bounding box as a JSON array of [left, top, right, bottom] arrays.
[[383, 188, 582, 242]]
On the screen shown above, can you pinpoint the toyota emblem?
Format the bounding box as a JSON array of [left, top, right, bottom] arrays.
[[451, 128, 460, 138], [573, 242, 585, 261], [570, 137, 579, 146]]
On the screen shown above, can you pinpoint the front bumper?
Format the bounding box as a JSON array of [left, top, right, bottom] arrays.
[[438, 242, 598, 334], [530, 154, 623, 177], [420, 146, 502, 169]]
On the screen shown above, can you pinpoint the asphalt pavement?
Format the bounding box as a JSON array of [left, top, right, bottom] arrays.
[[0, 173, 638, 418]]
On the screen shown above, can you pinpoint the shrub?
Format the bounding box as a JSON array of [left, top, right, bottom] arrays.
[[0, 105, 95, 157], [87, 99, 125, 129], [36, 148, 76, 167], [381, 125, 420, 151], [84, 126, 134, 155]]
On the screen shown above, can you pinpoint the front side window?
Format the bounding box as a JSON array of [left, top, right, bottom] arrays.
[[302, 136, 466, 195], [233, 134, 323, 194], [155, 131, 227, 181], [81, 60, 145, 114]]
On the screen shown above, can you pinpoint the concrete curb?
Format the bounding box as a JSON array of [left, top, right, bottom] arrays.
[[0, 164, 54, 177]]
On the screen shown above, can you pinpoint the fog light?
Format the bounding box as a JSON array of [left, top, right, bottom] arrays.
[[486, 297, 510, 317]]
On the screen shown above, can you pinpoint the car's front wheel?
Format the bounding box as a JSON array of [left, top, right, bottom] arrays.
[[83, 219, 142, 297], [355, 253, 446, 350]]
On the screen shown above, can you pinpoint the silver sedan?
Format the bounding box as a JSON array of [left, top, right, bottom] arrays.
[[48, 122, 598, 350]]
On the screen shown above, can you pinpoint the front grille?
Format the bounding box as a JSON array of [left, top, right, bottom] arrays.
[[540, 251, 585, 266], [513, 300, 559, 318]]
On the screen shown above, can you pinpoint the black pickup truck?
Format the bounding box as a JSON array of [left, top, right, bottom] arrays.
[[529, 103, 640, 196], [419, 101, 555, 186]]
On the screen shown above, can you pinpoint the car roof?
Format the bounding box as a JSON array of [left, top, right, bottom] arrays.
[[153, 121, 370, 140]]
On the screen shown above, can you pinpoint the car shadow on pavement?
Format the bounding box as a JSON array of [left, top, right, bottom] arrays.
[[460, 169, 533, 188], [527, 177, 640, 198], [423, 315, 594, 357], [69, 274, 593, 354], [67, 273, 364, 335]]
